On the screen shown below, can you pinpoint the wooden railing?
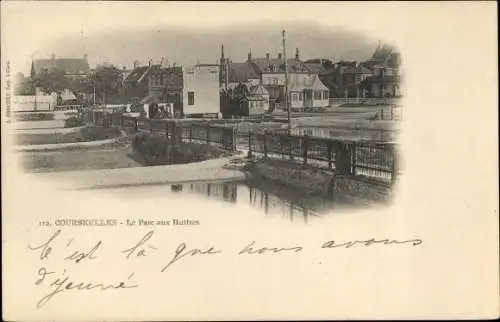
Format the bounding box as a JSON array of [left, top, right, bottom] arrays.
[[246, 131, 398, 183], [85, 109, 399, 183], [329, 97, 403, 106]]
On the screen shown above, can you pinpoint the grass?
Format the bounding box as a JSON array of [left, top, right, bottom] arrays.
[[15, 126, 122, 145], [20, 146, 141, 172], [15, 113, 54, 122]]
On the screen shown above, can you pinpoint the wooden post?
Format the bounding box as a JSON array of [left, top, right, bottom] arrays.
[[134, 119, 138, 133], [335, 142, 349, 175], [189, 126, 193, 143], [263, 133, 268, 159], [303, 135, 309, 164], [391, 145, 398, 183], [206, 125, 210, 144], [327, 142, 333, 170], [232, 126, 237, 151], [150, 120, 153, 133], [177, 123, 183, 144], [351, 143, 357, 175], [247, 131, 253, 157], [165, 121, 169, 138]]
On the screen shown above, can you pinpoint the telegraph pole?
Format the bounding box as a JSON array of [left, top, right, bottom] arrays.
[[282, 30, 291, 134]]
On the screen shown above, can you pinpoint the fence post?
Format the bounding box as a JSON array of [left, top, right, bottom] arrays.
[[150, 120, 153, 133], [334, 142, 350, 175], [303, 135, 309, 164], [206, 125, 210, 144], [391, 145, 398, 183], [263, 132, 268, 159], [351, 143, 357, 175], [134, 119, 138, 133], [232, 126, 237, 151], [247, 131, 253, 157], [327, 142, 333, 170], [175, 123, 182, 144], [189, 126, 193, 143]]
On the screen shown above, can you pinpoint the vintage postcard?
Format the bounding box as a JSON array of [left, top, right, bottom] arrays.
[[2, 1, 498, 320]]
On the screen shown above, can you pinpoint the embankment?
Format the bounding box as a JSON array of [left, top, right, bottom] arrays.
[[243, 159, 393, 205]]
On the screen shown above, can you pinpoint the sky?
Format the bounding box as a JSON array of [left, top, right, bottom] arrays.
[[1, 1, 411, 75]]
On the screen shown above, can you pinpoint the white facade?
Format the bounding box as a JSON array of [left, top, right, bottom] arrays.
[[11, 93, 57, 112], [182, 65, 221, 116]]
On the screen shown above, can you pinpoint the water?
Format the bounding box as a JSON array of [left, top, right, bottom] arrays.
[[159, 178, 362, 224]]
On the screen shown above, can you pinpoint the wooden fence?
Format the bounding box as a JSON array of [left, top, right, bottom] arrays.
[[246, 131, 398, 183], [85, 110, 399, 183], [329, 97, 403, 106]]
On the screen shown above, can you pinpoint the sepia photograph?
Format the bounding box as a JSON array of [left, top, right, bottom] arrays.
[[2, 1, 498, 321], [7, 13, 402, 219]]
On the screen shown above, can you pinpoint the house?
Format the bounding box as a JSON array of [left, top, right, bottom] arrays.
[[32, 54, 90, 79], [220, 46, 329, 109], [361, 43, 402, 97], [183, 64, 221, 117], [11, 88, 58, 112], [123, 62, 161, 101], [145, 64, 221, 118], [288, 74, 329, 109], [362, 67, 402, 97], [340, 63, 374, 97], [239, 84, 270, 116]]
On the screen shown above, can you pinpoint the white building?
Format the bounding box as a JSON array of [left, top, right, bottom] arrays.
[[11, 88, 57, 112], [182, 64, 221, 118]]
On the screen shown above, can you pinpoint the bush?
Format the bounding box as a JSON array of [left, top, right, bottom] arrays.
[[131, 132, 230, 166], [64, 117, 85, 128], [16, 113, 54, 122]]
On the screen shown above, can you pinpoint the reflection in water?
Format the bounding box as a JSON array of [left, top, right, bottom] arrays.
[[170, 182, 330, 223]]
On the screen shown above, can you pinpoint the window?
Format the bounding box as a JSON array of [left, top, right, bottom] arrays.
[[298, 93, 303, 101], [323, 91, 329, 100], [188, 91, 195, 105], [292, 93, 298, 101], [314, 91, 322, 100], [259, 101, 264, 108]]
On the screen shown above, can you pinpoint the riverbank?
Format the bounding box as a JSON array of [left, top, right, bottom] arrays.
[[241, 159, 393, 205]]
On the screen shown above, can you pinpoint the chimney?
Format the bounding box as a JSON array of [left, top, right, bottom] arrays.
[[266, 53, 270, 61], [295, 48, 300, 60], [247, 50, 252, 61], [83, 53, 88, 61], [133, 61, 139, 69], [278, 53, 282, 60], [51, 54, 56, 61]]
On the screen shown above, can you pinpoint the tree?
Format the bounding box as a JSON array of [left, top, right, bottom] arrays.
[[34, 67, 73, 94], [91, 65, 124, 105]]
